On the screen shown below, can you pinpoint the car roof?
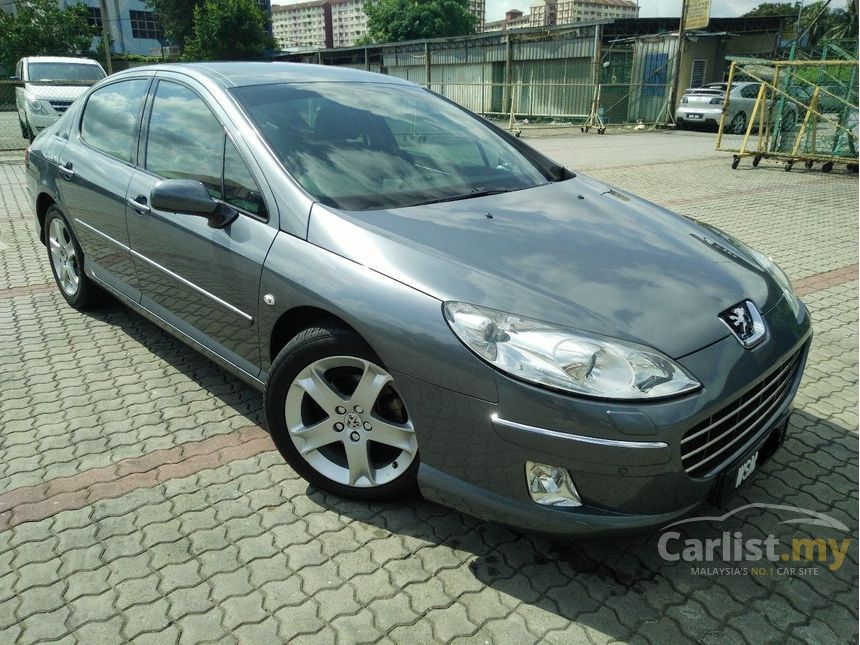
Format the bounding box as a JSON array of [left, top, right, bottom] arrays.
[[24, 56, 102, 65], [113, 61, 414, 88]]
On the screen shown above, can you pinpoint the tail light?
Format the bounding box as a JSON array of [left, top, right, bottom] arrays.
[[24, 147, 29, 168], [681, 97, 688, 104], [709, 97, 724, 105]]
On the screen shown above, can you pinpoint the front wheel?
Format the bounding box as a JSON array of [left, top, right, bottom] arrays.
[[45, 206, 102, 309], [265, 320, 420, 501]]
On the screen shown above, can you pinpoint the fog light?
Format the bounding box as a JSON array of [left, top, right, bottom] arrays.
[[526, 461, 582, 507]]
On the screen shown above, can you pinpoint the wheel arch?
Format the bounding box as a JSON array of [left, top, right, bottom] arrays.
[[268, 305, 362, 365]]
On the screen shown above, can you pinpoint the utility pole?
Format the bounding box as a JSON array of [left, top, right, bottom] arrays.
[[667, 0, 688, 126], [99, 0, 113, 75]]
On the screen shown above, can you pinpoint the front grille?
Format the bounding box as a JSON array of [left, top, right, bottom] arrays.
[[49, 100, 72, 113], [681, 348, 803, 476]]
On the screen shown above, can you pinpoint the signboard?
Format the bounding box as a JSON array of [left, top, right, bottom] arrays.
[[684, 0, 711, 31]]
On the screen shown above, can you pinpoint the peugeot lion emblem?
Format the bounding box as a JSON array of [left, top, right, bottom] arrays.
[[719, 300, 766, 348]]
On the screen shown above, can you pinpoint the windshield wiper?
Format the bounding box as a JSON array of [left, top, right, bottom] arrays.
[[413, 187, 512, 206]]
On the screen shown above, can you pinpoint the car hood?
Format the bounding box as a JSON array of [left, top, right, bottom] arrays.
[[308, 175, 780, 358], [25, 84, 89, 102]]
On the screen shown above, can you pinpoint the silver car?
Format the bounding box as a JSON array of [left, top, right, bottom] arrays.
[[25, 63, 811, 536], [676, 81, 800, 133]]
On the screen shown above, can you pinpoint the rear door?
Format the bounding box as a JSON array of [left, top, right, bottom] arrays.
[[126, 75, 277, 376], [56, 76, 152, 301]]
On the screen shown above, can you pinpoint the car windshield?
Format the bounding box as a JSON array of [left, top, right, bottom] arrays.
[[28, 62, 105, 82], [231, 82, 550, 210]]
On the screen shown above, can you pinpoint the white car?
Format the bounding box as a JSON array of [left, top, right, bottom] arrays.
[[13, 56, 106, 141]]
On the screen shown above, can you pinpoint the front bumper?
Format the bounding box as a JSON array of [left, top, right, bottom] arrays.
[[406, 296, 811, 537]]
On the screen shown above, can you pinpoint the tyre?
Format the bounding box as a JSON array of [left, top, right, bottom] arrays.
[[44, 206, 102, 309], [19, 118, 29, 139], [728, 112, 747, 134], [265, 320, 420, 501]]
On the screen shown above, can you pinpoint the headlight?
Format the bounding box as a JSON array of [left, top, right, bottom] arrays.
[[27, 98, 46, 114], [443, 302, 701, 400]]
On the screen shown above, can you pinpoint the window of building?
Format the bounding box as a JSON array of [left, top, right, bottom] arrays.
[[129, 10, 163, 40], [690, 59, 707, 89], [87, 6, 102, 28]]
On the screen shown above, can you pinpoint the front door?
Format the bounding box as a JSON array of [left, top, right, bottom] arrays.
[[126, 78, 276, 376]]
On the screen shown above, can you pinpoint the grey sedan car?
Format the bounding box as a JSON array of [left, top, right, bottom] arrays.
[[676, 81, 800, 133], [26, 63, 811, 536]]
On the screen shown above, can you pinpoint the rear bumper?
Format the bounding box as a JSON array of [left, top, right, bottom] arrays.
[[405, 298, 811, 537], [675, 107, 723, 125]]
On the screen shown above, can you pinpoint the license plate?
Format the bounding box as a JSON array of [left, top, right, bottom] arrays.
[[687, 113, 704, 120], [733, 450, 759, 489]]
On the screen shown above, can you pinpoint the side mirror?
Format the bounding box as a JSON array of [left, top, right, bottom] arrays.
[[150, 179, 237, 228]]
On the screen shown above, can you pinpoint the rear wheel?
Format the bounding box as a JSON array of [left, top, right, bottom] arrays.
[[45, 206, 102, 309], [728, 112, 747, 134], [265, 320, 419, 501]]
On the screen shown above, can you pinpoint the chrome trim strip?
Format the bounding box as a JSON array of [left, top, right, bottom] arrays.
[[73, 218, 253, 324], [682, 375, 793, 461], [74, 218, 130, 252], [681, 354, 798, 445], [129, 249, 253, 324], [491, 414, 668, 449], [683, 381, 793, 474]]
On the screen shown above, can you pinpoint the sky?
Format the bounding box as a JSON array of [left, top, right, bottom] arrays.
[[272, 0, 848, 22]]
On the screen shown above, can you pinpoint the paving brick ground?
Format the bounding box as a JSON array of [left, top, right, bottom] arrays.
[[0, 129, 857, 644]]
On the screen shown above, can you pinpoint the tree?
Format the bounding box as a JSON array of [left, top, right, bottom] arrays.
[[363, 0, 477, 44], [184, 0, 275, 61], [743, 2, 800, 17], [144, 0, 199, 49], [0, 0, 97, 73]]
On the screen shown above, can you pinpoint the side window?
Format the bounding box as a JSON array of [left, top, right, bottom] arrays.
[[224, 138, 266, 217], [740, 84, 760, 99], [80, 79, 149, 163], [145, 81, 223, 197]]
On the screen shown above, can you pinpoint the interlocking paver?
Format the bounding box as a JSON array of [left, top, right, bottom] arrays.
[[0, 131, 856, 644]]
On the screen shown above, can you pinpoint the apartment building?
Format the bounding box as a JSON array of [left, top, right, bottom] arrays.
[[330, 0, 368, 48], [272, 1, 330, 49], [529, 0, 638, 27], [483, 9, 530, 32], [271, 0, 484, 49]]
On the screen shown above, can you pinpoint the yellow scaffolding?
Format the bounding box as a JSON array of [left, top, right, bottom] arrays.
[[716, 59, 859, 173]]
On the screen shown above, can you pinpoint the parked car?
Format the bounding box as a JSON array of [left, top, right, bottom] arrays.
[[25, 63, 811, 536], [13, 56, 106, 141], [676, 81, 800, 133]]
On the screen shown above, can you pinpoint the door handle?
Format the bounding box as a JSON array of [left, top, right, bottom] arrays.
[[127, 196, 151, 215], [58, 163, 75, 180]]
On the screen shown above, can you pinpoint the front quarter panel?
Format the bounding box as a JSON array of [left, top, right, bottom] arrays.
[[259, 232, 499, 404]]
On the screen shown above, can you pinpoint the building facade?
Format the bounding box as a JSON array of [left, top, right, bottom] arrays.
[[483, 8, 530, 32], [330, 0, 368, 48], [272, 1, 330, 49], [271, 0, 484, 50], [528, 0, 638, 27]]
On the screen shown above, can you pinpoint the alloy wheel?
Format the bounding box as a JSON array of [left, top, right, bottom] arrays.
[[285, 356, 418, 488], [48, 217, 80, 296]]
